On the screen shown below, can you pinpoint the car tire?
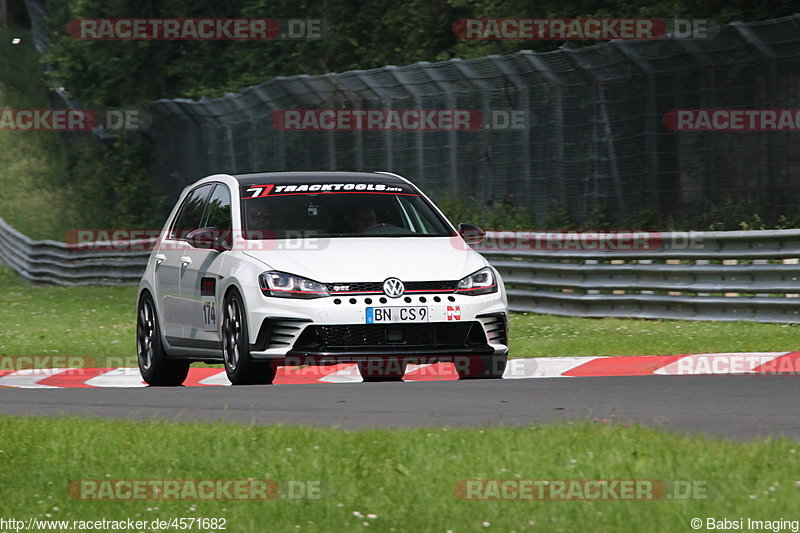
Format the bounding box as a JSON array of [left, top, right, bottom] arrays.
[[137, 292, 190, 386], [223, 289, 276, 385], [455, 354, 507, 379], [357, 359, 408, 382]]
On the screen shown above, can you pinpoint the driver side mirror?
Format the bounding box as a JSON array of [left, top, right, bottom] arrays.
[[186, 227, 230, 252], [458, 223, 486, 246]]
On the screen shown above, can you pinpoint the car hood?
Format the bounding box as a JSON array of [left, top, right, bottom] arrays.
[[241, 236, 485, 282]]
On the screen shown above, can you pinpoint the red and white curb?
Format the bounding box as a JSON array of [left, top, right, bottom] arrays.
[[0, 352, 798, 388]]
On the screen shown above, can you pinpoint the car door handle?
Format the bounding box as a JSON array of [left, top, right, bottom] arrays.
[[180, 256, 192, 267], [154, 253, 166, 265]]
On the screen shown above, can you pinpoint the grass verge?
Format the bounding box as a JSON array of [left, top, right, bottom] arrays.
[[0, 416, 798, 532], [2, 266, 798, 368], [0, 267, 134, 363], [509, 313, 800, 357]]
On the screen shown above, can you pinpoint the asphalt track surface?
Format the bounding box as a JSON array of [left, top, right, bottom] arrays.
[[0, 375, 797, 441]]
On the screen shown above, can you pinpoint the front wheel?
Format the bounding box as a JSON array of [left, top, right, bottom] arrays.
[[137, 293, 190, 386], [223, 290, 275, 385], [454, 355, 507, 379]]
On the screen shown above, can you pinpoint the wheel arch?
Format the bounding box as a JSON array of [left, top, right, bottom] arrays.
[[220, 279, 258, 343], [136, 286, 173, 355]]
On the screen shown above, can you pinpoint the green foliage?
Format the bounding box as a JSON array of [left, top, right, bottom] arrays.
[[0, 26, 73, 239], [0, 24, 168, 238], [433, 191, 534, 230], [436, 193, 800, 231], [625, 208, 661, 231], [0, 28, 49, 108], [583, 204, 612, 230], [65, 135, 168, 229], [667, 195, 800, 232], [539, 201, 576, 230]]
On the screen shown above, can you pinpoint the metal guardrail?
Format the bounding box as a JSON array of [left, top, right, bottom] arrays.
[[1, 219, 799, 322], [0, 218, 152, 286], [481, 230, 800, 323]]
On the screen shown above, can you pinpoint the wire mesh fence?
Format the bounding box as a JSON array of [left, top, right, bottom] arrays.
[[144, 15, 800, 225], [21, 2, 800, 226]]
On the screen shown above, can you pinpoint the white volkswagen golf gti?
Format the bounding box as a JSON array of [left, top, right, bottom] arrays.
[[136, 171, 509, 385]]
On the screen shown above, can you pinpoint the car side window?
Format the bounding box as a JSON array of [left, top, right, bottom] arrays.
[[201, 184, 232, 233], [169, 184, 214, 239]]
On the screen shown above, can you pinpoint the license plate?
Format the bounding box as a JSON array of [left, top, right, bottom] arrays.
[[366, 307, 428, 323]]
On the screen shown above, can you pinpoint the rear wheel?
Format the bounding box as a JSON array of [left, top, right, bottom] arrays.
[[357, 358, 408, 382], [223, 290, 275, 385], [455, 355, 507, 379], [137, 293, 190, 386]]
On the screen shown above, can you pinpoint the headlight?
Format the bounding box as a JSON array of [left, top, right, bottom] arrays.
[[456, 267, 497, 296], [259, 271, 329, 299]]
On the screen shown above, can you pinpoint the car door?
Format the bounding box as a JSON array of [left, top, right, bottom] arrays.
[[181, 183, 232, 347], [156, 183, 214, 341]]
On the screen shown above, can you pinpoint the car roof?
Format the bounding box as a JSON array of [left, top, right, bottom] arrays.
[[233, 171, 407, 185]]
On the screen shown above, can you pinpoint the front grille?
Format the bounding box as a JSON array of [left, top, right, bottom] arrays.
[[404, 281, 458, 293], [325, 280, 457, 295], [293, 322, 487, 352]]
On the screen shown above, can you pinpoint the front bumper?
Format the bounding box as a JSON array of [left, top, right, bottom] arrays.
[[245, 291, 508, 361]]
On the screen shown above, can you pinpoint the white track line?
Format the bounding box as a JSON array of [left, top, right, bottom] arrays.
[[197, 371, 231, 386], [84, 368, 146, 388], [503, 357, 601, 379], [318, 364, 362, 383], [0, 368, 74, 389]]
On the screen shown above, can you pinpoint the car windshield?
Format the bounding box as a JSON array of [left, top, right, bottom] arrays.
[[240, 181, 454, 239]]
